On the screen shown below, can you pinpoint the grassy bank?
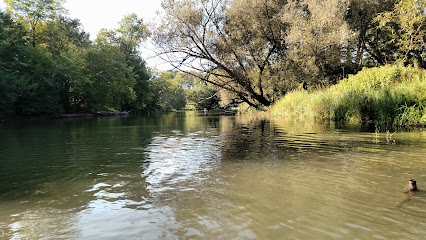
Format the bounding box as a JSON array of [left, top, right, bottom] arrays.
[[270, 65, 426, 126]]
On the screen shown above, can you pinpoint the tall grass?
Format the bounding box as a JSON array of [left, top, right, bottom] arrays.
[[270, 65, 426, 126]]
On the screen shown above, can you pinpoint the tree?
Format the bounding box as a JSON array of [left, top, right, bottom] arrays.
[[0, 8, 159, 115], [39, 17, 91, 55], [152, 71, 187, 111], [185, 78, 220, 110], [82, 44, 136, 111], [283, 0, 351, 84], [345, 0, 398, 69], [376, 0, 426, 68], [53, 48, 91, 113], [154, 0, 289, 109], [0, 11, 26, 113], [96, 14, 153, 112], [116, 13, 150, 55], [97, 13, 150, 55], [1, 11, 62, 115], [13, 46, 62, 114], [4, 0, 66, 46]]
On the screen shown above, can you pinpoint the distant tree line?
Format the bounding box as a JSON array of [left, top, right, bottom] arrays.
[[154, 0, 425, 109], [1, 0, 211, 116], [152, 70, 221, 111], [0, 0, 165, 116]]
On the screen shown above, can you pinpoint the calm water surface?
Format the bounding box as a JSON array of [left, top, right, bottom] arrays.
[[0, 112, 425, 239]]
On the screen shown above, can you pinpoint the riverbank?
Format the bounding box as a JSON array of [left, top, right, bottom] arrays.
[[269, 65, 426, 126], [59, 111, 131, 118]]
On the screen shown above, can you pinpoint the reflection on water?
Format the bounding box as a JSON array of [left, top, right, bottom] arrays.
[[0, 112, 425, 239]]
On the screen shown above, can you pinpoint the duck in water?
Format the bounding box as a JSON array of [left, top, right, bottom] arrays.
[[407, 179, 418, 192], [397, 179, 420, 207]]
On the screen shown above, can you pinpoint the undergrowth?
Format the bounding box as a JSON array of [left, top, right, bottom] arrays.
[[270, 64, 426, 126]]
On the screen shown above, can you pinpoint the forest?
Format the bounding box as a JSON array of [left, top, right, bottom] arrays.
[[0, 0, 218, 116], [0, 0, 425, 122]]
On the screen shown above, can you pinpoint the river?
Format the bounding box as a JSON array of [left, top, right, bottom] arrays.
[[0, 112, 425, 239]]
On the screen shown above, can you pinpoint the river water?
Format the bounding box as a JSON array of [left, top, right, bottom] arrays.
[[0, 112, 425, 239]]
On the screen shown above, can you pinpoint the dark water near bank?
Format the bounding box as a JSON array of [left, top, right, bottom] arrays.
[[0, 112, 425, 239]]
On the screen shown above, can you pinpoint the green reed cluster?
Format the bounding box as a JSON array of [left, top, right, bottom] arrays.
[[270, 65, 426, 126]]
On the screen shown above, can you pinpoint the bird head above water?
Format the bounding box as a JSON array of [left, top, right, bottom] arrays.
[[408, 179, 418, 191]]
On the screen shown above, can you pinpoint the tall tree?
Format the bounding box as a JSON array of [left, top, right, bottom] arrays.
[[116, 13, 150, 55], [96, 14, 153, 112], [1, 11, 61, 115], [283, 0, 351, 84], [184, 74, 220, 110], [4, 0, 66, 46], [154, 0, 289, 109]]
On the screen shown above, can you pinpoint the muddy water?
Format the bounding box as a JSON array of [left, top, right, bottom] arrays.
[[0, 112, 425, 239]]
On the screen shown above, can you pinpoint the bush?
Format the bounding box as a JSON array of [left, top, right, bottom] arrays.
[[270, 65, 426, 126]]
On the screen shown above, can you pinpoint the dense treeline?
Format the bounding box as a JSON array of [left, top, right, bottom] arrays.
[[0, 0, 159, 116], [0, 0, 222, 116], [1, 0, 425, 117], [154, 0, 425, 110]]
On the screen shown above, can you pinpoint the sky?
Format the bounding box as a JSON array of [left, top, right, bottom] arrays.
[[0, 0, 169, 69]]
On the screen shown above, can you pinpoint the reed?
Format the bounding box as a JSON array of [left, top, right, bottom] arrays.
[[270, 65, 426, 126]]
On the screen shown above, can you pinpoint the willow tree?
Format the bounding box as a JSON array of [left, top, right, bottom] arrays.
[[154, 0, 289, 109], [282, 0, 351, 84]]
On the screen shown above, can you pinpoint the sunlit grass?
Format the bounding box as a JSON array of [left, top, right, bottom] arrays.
[[270, 64, 426, 126]]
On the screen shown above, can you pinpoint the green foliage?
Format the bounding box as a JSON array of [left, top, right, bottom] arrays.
[[375, 0, 426, 68], [127, 55, 155, 112], [155, 0, 288, 109], [152, 71, 187, 111], [270, 65, 426, 126], [95, 14, 154, 113], [149, 71, 221, 111], [345, 0, 398, 68], [96, 13, 149, 55], [394, 104, 424, 126], [0, 7, 157, 116], [156, 0, 424, 109], [0, 12, 25, 113], [39, 17, 91, 55], [284, 0, 351, 83], [54, 48, 91, 113], [115, 13, 150, 54], [4, 0, 66, 46], [82, 44, 136, 111], [1, 12, 61, 115], [183, 74, 219, 110], [2, 0, 424, 116], [15, 45, 62, 114]]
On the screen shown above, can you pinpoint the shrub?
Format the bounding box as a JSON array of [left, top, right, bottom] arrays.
[[270, 65, 426, 126]]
